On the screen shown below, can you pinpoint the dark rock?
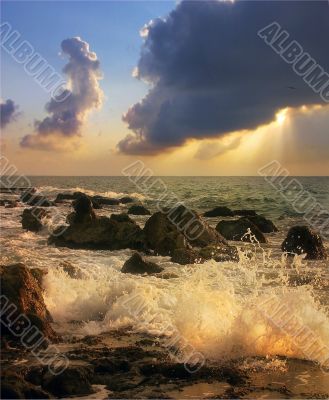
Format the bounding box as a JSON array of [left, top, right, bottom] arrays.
[[121, 252, 164, 274], [281, 226, 327, 260], [30, 268, 48, 286], [93, 358, 130, 374], [171, 248, 203, 265], [55, 192, 77, 201], [143, 211, 187, 256], [72, 193, 96, 223], [120, 196, 134, 204], [1, 371, 50, 399], [128, 204, 151, 215], [42, 365, 94, 397], [198, 245, 239, 262], [93, 195, 120, 206], [203, 206, 234, 217], [234, 209, 257, 217], [0, 263, 56, 342], [50, 210, 144, 250], [20, 190, 54, 207], [21, 207, 49, 232], [216, 218, 267, 243], [60, 261, 86, 279], [55, 192, 102, 208], [167, 205, 228, 247], [246, 215, 278, 233], [0, 199, 18, 208]]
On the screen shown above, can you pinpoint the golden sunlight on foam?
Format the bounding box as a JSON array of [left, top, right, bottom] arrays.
[[276, 109, 288, 126]]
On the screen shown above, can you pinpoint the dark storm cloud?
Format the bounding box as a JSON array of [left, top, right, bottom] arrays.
[[118, 0, 329, 155], [21, 37, 103, 150], [0, 99, 18, 128]]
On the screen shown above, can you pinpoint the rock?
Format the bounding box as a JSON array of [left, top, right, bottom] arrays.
[[42, 365, 94, 397], [246, 215, 278, 233], [234, 209, 257, 217], [168, 205, 228, 248], [21, 207, 49, 232], [121, 252, 164, 274], [0, 199, 18, 208], [55, 192, 102, 208], [30, 268, 48, 286], [60, 261, 86, 279], [20, 190, 54, 207], [1, 371, 50, 399], [92, 195, 120, 206], [171, 248, 203, 265], [120, 196, 134, 204], [281, 226, 327, 260], [55, 192, 76, 201], [198, 245, 239, 262], [50, 209, 144, 250], [71, 193, 96, 223], [0, 263, 56, 342], [203, 206, 234, 217], [128, 204, 151, 215], [216, 218, 267, 243], [143, 211, 187, 256]]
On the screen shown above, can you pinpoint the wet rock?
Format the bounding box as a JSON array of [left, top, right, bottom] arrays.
[[121, 252, 164, 274], [60, 261, 86, 279], [20, 190, 54, 207], [234, 209, 257, 217], [55, 192, 102, 208], [93, 358, 130, 374], [281, 226, 327, 260], [120, 196, 134, 204], [171, 248, 203, 265], [143, 211, 188, 256], [198, 245, 239, 262], [21, 207, 49, 232], [30, 268, 48, 286], [1, 371, 50, 399], [203, 206, 234, 217], [0, 263, 56, 342], [50, 203, 144, 251], [42, 365, 94, 397], [93, 195, 120, 205], [246, 215, 278, 233], [216, 218, 267, 243], [55, 192, 77, 201], [128, 204, 151, 215]]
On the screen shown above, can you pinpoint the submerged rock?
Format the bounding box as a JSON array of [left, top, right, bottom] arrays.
[[281, 226, 327, 260], [234, 209, 257, 217], [246, 215, 278, 233], [198, 245, 239, 262], [128, 204, 151, 215], [20, 190, 54, 207], [55, 192, 102, 208], [203, 206, 234, 217], [121, 252, 164, 274], [0, 263, 56, 342], [21, 207, 49, 232], [120, 196, 134, 204], [216, 218, 267, 243], [171, 248, 203, 265], [92, 195, 120, 205]]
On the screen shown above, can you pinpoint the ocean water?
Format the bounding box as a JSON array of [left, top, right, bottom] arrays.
[[1, 176, 329, 372]]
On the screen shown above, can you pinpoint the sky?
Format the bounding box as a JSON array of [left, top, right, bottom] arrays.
[[1, 0, 328, 176]]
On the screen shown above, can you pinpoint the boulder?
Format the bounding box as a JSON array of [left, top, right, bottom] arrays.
[[0, 199, 18, 208], [216, 218, 267, 243], [203, 206, 234, 217], [55, 192, 102, 209], [128, 204, 151, 215], [20, 190, 54, 207], [0, 263, 56, 342], [234, 209, 257, 217], [120, 196, 134, 204], [121, 252, 164, 274], [50, 206, 144, 250], [171, 248, 203, 265], [143, 211, 187, 256], [42, 365, 94, 397], [21, 207, 49, 232], [281, 226, 327, 260], [198, 245, 239, 262], [246, 215, 278, 233], [1, 371, 50, 399], [92, 195, 120, 206]]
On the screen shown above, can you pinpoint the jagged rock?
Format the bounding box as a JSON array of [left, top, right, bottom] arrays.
[[1, 371, 51, 399], [21, 207, 49, 232], [216, 218, 267, 243], [0, 263, 56, 342], [143, 211, 187, 256], [121, 252, 163, 274], [30, 268, 48, 286], [246, 215, 278, 233], [234, 209, 257, 217], [171, 248, 203, 265], [281, 226, 327, 260], [92, 195, 120, 205], [42, 365, 94, 397], [128, 204, 151, 215], [203, 206, 234, 217], [168, 205, 228, 247], [120, 196, 134, 204]]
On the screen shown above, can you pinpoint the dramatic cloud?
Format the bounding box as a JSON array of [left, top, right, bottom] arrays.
[[0, 99, 18, 128], [118, 0, 329, 155], [21, 37, 103, 150]]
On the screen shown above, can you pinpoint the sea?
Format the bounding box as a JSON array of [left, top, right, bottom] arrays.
[[1, 176, 329, 397]]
